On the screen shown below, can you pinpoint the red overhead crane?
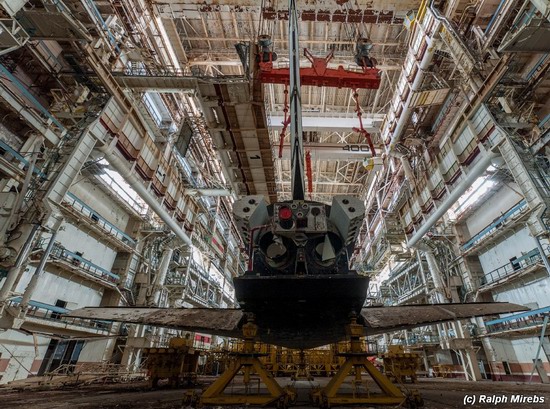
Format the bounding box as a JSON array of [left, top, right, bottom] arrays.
[[258, 48, 381, 89]]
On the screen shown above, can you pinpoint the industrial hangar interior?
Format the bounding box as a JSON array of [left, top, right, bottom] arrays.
[[1, 0, 550, 407]]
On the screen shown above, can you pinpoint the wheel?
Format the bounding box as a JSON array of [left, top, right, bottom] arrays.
[[182, 390, 199, 407], [276, 396, 288, 409], [151, 377, 159, 388], [404, 391, 424, 408]]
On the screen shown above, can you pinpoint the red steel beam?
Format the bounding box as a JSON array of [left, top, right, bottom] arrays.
[[305, 150, 313, 198]]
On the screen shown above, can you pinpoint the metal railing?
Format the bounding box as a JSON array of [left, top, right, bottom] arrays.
[[391, 335, 440, 346], [480, 246, 548, 287], [0, 139, 46, 178], [49, 242, 120, 284], [461, 200, 528, 251], [117, 66, 247, 83], [485, 305, 550, 334], [64, 192, 136, 246]]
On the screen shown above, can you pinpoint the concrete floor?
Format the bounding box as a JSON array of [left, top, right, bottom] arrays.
[[3, 377, 550, 408]]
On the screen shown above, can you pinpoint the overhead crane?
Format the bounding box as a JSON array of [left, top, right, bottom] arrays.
[[257, 38, 381, 90]]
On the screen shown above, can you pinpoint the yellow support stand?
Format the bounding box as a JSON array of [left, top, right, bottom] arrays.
[[382, 345, 421, 383], [311, 316, 414, 408], [197, 318, 296, 408], [144, 336, 199, 388]]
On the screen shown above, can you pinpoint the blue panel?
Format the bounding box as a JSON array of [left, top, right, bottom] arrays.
[[0, 64, 65, 131], [0, 139, 46, 179], [9, 296, 70, 314], [485, 305, 550, 326]]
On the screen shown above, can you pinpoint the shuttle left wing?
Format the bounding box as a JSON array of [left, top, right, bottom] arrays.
[[65, 307, 244, 338]]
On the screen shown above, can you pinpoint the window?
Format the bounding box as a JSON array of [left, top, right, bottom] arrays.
[[450, 350, 461, 365], [38, 340, 84, 375], [51, 299, 67, 320], [503, 361, 511, 375], [71, 252, 83, 267]]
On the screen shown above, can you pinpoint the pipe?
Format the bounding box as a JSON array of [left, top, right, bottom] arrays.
[[429, 0, 481, 90], [20, 230, 58, 310], [0, 224, 40, 302], [458, 1, 478, 29], [385, 16, 440, 151], [152, 247, 174, 306], [99, 144, 194, 248], [423, 248, 448, 303], [485, 0, 507, 34], [352, 90, 376, 156], [476, 316, 498, 373], [183, 188, 231, 197], [305, 150, 313, 197], [400, 156, 416, 190], [388, 150, 417, 189], [416, 251, 428, 286], [407, 149, 501, 248]]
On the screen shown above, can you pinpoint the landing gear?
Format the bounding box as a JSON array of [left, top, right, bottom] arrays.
[[194, 317, 296, 408], [310, 315, 412, 408]]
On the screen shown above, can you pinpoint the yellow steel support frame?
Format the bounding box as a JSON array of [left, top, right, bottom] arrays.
[[198, 319, 295, 408], [311, 317, 407, 408]]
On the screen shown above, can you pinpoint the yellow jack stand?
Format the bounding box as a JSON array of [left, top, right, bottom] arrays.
[[311, 316, 413, 408], [197, 318, 296, 408]]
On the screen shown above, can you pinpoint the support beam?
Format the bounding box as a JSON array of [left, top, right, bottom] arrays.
[[155, 1, 409, 27], [280, 143, 378, 161], [270, 114, 384, 133]]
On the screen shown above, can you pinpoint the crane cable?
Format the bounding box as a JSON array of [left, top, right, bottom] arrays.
[[352, 89, 376, 157]]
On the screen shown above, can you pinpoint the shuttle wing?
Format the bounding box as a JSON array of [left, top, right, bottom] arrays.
[[66, 302, 526, 348], [65, 307, 244, 338], [361, 302, 528, 335]]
